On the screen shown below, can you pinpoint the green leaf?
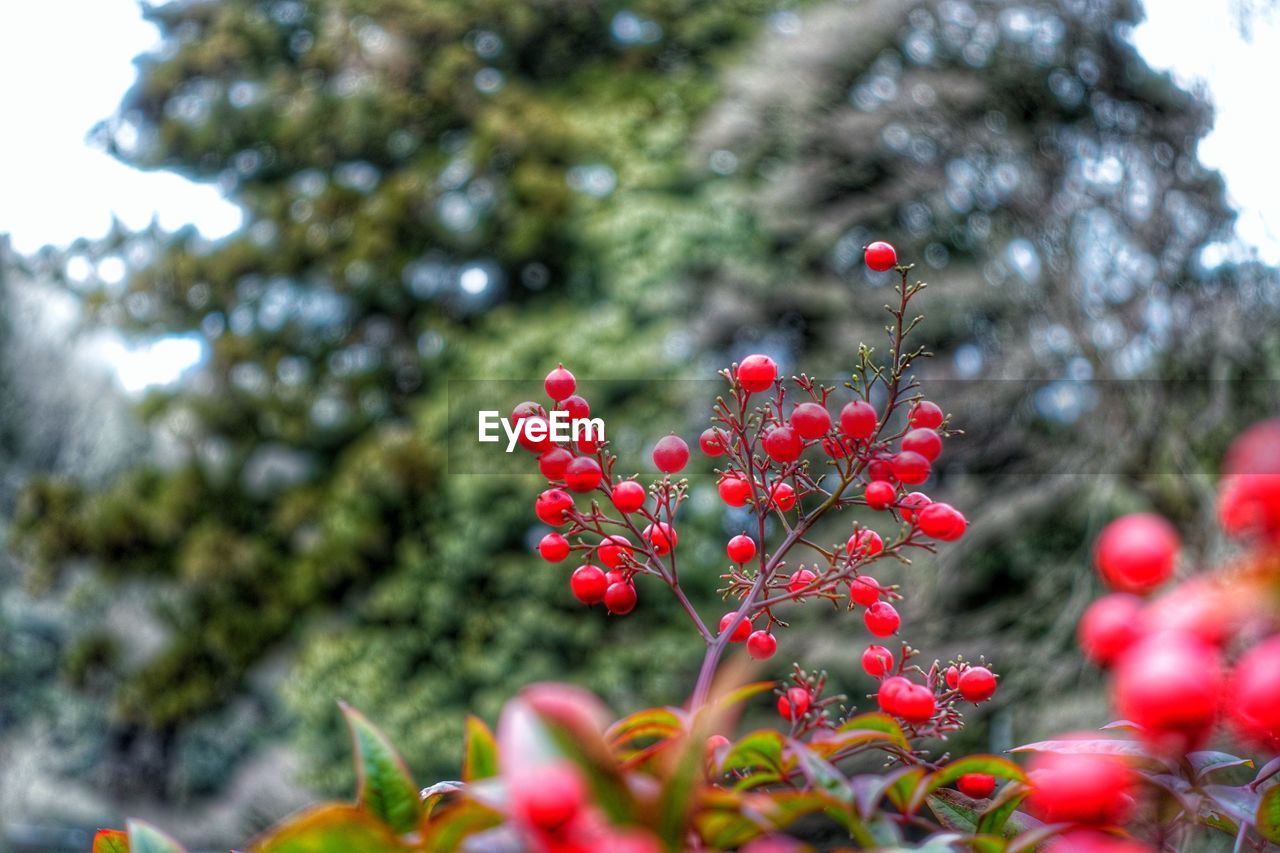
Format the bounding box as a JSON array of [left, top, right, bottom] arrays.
[[125, 820, 185, 853], [422, 801, 504, 851], [912, 755, 1027, 812], [1010, 738, 1147, 758], [605, 707, 685, 748], [463, 716, 499, 783], [1257, 785, 1280, 842], [1205, 784, 1262, 825], [837, 712, 909, 748], [790, 741, 853, 804], [967, 835, 1010, 853], [925, 790, 979, 832], [722, 729, 785, 775], [977, 783, 1032, 837], [1188, 751, 1254, 780], [251, 804, 408, 852], [93, 829, 130, 853], [884, 766, 926, 812], [340, 703, 420, 834]]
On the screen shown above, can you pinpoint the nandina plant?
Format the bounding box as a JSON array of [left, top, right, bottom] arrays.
[[92, 248, 1280, 852]]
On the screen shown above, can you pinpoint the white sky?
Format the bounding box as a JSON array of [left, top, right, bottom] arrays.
[[0, 0, 1277, 390]]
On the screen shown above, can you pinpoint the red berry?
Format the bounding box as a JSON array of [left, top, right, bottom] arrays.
[[839, 400, 878, 440], [1094, 513, 1180, 594], [611, 480, 646, 513], [539, 533, 571, 563], [605, 568, 626, 586], [510, 761, 586, 831], [699, 427, 728, 457], [895, 684, 937, 725], [898, 491, 932, 523], [597, 535, 633, 569], [1227, 635, 1280, 750], [908, 400, 944, 429], [736, 354, 778, 393], [891, 451, 930, 485], [877, 676, 913, 714], [512, 400, 547, 423], [746, 630, 777, 660], [1026, 751, 1134, 825], [560, 394, 590, 421], [1137, 579, 1237, 647], [787, 569, 817, 596], [846, 529, 884, 558], [945, 666, 959, 689], [1222, 419, 1280, 538], [901, 428, 942, 461], [718, 475, 752, 507], [535, 488, 575, 526], [777, 686, 811, 720], [726, 534, 757, 564], [652, 434, 690, 474], [867, 456, 896, 482], [1045, 831, 1154, 853], [917, 502, 967, 541], [849, 576, 882, 607], [862, 644, 894, 677], [769, 482, 797, 511], [564, 456, 603, 493], [763, 426, 803, 463], [864, 481, 896, 511], [544, 365, 577, 401], [1114, 631, 1222, 752], [864, 241, 898, 272], [957, 666, 997, 703], [517, 415, 554, 453], [604, 581, 637, 615], [790, 402, 832, 440], [719, 612, 752, 643], [1079, 594, 1143, 667], [642, 522, 677, 555], [705, 734, 731, 754], [539, 447, 574, 481], [864, 601, 900, 636], [957, 773, 996, 799], [570, 565, 608, 605], [822, 435, 856, 458]]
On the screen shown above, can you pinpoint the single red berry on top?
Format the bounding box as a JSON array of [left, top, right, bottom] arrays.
[[1226, 634, 1280, 750], [769, 482, 797, 511], [719, 612, 752, 643], [1094, 513, 1180, 595], [718, 475, 752, 507], [535, 488, 575, 526], [652, 434, 690, 474], [865, 480, 896, 511], [736, 354, 778, 393], [787, 569, 817, 596], [898, 491, 932, 523], [510, 760, 586, 831], [908, 400, 944, 429], [726, 534, 757, 564], [958, 666, 998, 702], [777, 686, 811, 721], [604, 581, 637, 615], [1078, 593, 1143, 667], [864, 601, 900, 636], [850, 576, 882, 607], [763, 426, 803, 463], [746, 630, 778, 660], [862, 644, 894, 677], [917, 502, 967, 541], [699, 427, 728, 457], [538, 533, 571, 563], [846, 529, 884, 558], [563, 456, 603, 492], [791, 402, 832, 440], [864, 241, 898, 272], [544, 365, 577, 401], [559, 394, 590, 421], [895, 684, 937, 725], [891, 451, 931, 485], [643, 522, 678, 555], [840, 400, 878, 440], [901, 428, 942, 461], [597, 535, 633, 568], [945, 665, 960, 689], [611, 479, 647, 513], [538, 447, 574, 481], [957, 773, 996, 799], [570, 565, 608, 604]]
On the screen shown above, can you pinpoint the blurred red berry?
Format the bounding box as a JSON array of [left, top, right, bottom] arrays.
[[604, 581, 637, 615], [560, 394, 590, 421], [642, 522, 677, 556], [867, 456, 896, 482], [570, 565, 608, 605], [877, 676, 913, 714], [652, 434, 690, 474], [864, 241, 898, 271], [746, 630, 777, 660], [956, 773, 996, 799], [512, 400, 547, 423], [536, 488, 575, 526], [597, 535, 632, 569], [908, 400, 944, 429], [846, 529, 884, 557], [839, 400, 878, 440], [737, 355, 778, 393], [790, 402, 832, 440], [902, 428, 942, 461], [1114, 631, 1222, 752], [1227, 634, 1280, 750], [544, 366, 577, 402], [945, 665, 960, 689], [539, 533, 571, 563], [777, 686, 811, 720], [699, 427, 728, 457], [1044, 831, 1154, 853], [864, 601, 900, 636], [539, 447, 573, 481], [958, 666, 997, 703], [862, 644, 894, 677], [727, 534, 757, 564], [891, 451, 931, 485], [764, 426, 803, 463], [769, 482, 797, 511], [511, 761, 586, 830], [1094, 513, 1180, 594], [1025, 751, 1134, 825], [563, 457, 603, 493], [895, 684, 937, 725], [719, 475, 752, 507], [899, 491, 932, 523], [865, 481, 896, 511], [787, 569, 817, 596], [917, 502, 967, 541], [849, 576, 882, 607], [1079, 594, 1143, 667], [719, 612, 752, 643], [611, 480, 646, 514]]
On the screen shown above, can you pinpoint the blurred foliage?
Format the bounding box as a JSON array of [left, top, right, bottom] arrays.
[[9, 0, 1280, 828]]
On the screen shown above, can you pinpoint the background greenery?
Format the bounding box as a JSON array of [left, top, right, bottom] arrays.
[[1, 0, 1277, 846]]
